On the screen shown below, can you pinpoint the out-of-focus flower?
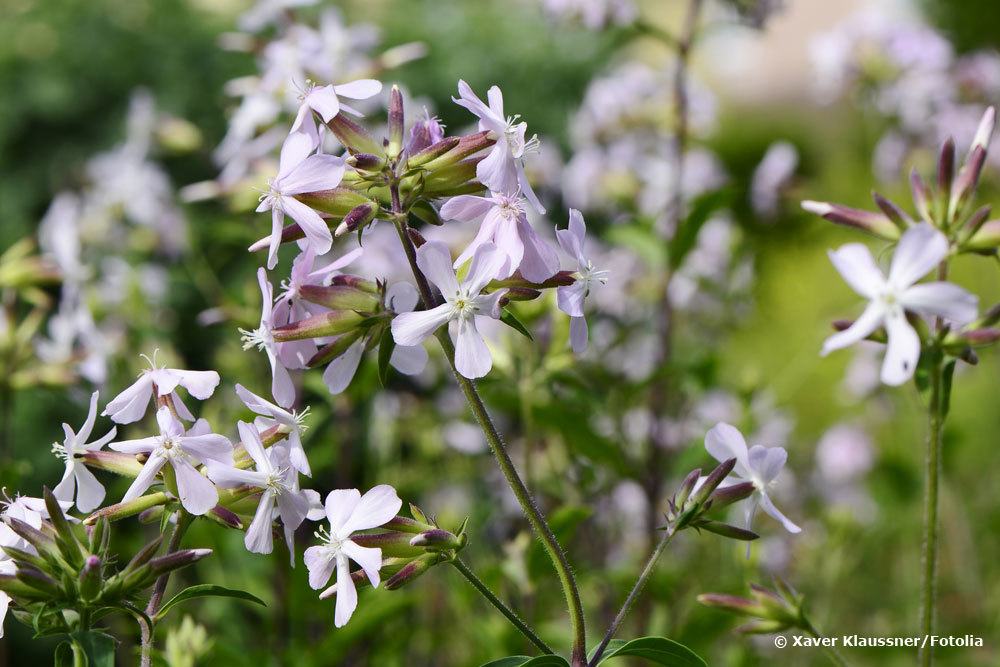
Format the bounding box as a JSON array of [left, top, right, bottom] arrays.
[[821, 224, 977, 385], [440, 192, 558, 282], [541, 0, 637, 30], [391, 242, 507, 379], [103, 352, 221, 425], [750, 141, 798, 219], [704, 423, 801, 536], [290, 79, 383, 144], [556, 209, 607, 353], [238, 0, 318, 33], [305, 485, 402, 627], [236, 383, 312, 476], [452, 81, 545, 213], [51, 391, 117, 513], [110, 408, 232, 515], [257, 132, 346, 268], [241, 268, 296, 408], [207, 422, 309, 563]]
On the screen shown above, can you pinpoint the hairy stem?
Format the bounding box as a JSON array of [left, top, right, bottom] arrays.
[[919, 355, 943, 667], [588, 527, 676, 666], [451, 558, 553, 654], [391, 207, 587, 664], [803, 619, 850, 667], [141, 512, 192, 667]]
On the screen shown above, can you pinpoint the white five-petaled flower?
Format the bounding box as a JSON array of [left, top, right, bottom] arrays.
[[556, 209, 607, 354], [323, 282, 428, 394], [304, 485, 402, 627], [102, 351, 221, 425], [110, 407, 233, 516], [452, 80, 545, 214], [823, 223, 978, 386], [256, 131, 345, 269], [391, 241, 508, 379], [289, 78, 383, 144], [52, 391, 117, 513], [440, 192, 559, 282], [704, 423, 801, 548], [207, 422, 310, 564], [240, 268, 296, 408], [235, 383, 312, 476]]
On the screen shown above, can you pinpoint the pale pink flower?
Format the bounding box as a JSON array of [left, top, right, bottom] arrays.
[[304, 485, 402, 627], [555, 209, 607, 354], [240, 268, 296, 408], [452, 80, 545, 213], [52, 391, 117, 513], [440, 192, 558, 282], [290, 79, 383, 144], [235, 383, 312, 476], [207, 422, 310, 564], [256, 132, 345, 269], [102, 351, 220, 425], [391, 242, 507, 379], [822, 223, 978, 385], [110, 408, 233, 515]]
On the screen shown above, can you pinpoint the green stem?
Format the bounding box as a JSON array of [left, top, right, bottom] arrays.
[[588, 527, 676, 666], [391, 215, 587, 666], [140, 511, 193, 667], [803, 619, 850, 667], [919, 355, 944, 667], [451, 558, 553, 655]]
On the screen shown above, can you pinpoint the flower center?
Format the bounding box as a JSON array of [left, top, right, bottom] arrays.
[[239, 326, 273, 352], [50, 441, 72, 463], [315, 525, 345, 554]]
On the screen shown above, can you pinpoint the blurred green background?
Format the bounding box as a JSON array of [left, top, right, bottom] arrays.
[[1, 0, 999, 665]]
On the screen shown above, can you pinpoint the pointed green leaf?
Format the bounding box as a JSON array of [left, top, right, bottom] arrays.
[[479, 657, 570, 667], [598, 636, 707, 666], [155, 584, 266, 621], [500, 309, 533, 340], [70, 631, 116, 667]]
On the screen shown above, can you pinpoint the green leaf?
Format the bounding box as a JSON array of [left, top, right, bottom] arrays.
[[589, 640, 626, 661], [598, 636, 707, 666], [70, 631, 116, 667], [378, 325, 396, 386], [155, 584, 266, 621], [54, 641, 75, 667], [667, 189, 731, 270], [479, 657, 571, 667], [500, 309, 533, 340]]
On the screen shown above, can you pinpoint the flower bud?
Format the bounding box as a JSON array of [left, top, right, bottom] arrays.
[[88, 517, 110, 555], [329, 274, 380, 293], [673, 468, 702, 509], [207, 505, 243, 530], [351, 532, 424, 559], [407, 227, 427, 248], [297, 188, 377, 220], [299, 285, 381, 312], [910, 168, 933, 223], [44, 488, 83, 567], [871, 191, 912, 229], [800, 201, 900, 240], [334, 202, 379, 237], [307, 329, 366, 368], [422, 131, 494, 170], [387, 85, 405, 159], [79, 555, 103, 601], [492, 271, 577, 291], [272, 310, 369, 342], [346, 153, 386, 172], [16, 565, 62, 596], [707, 481, 755, 510], [84, 492, 170, 525], [125, 536, 164, 572], [3, 518, 57, 557], [383, 515, 435, 535], [318, 567, 372, 600], [937, 136, 955, 215], [422, 158, 483, 197], [384, 552, 446, 591], [326, 114, 382, 156], [408, 136, 459, 167], [963, 219, 1000, 251], [81, 450, 145, 477], [409, 529, 465, 551], [502, 288, 542, 302], [0, 573, 47, 600], [145, 549, 212, 581], [690, 458, 736, 508]]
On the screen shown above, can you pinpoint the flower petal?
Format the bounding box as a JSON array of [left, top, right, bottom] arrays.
[[747, 445, 787, 484], [322, 339, 365, 395], [454, 317, 492, 379], [340, 484, 402, 535], [881, 309, 921, 386], [73, 465, 106, 514], [391, 303, 453, 346], [827, 244, 885, 299], [464, 243, 506, 295], [237, 421, 269, 471], [103, 376, 153, 424], [324, 489, 362, 534], [569, 315, 589, 355], [172, 458, 218, 516], [416, 241, 460, 296], [245, 490, 275, 555], [282, 196, 332, 256], [120, 454, 167, 503], [704, 423, 751, 478], [389, 344, 428, 375], [901, 282, 978, 324], [304, 545, 336, 590], [333, 79, 382, 100], [758, 490, 801, 533], [888, 223, 948, 288], [440, 195, 493, 222], [821, 301, 885, 355], [342, 540, 383, 587], [333, 555, 358, 627]]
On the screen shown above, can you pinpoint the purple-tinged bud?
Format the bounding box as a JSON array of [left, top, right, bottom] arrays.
[[0, 573, 47, 600], [492, 270, 577, 291], [125, 536, 164, 572], [406, 113, 447, 156], [691, 458, 736, 507], [801, 201, 900, 240], [272, 310, 368, 342], [44, 487, 83, 566], [334, 203, 379, 237], [326, 114, 382, 156], [708, 481, 755, 510], [697, 593, 762, 615], [423, 158, 483, 197], [422, 131, 494, 170], [16, 565, 61, 596], [408, 136, 459, 167], [87, 517, 109, 555], [970, 106, 996, 155], [387, 85, 405, 158], [409, 529, 465, 551], [308, 329, 366, 368], [4, 517, 57, 556], [962, 205, 991, 237], [910, 168, 933, 223], [383, 515, 435, 535], [674, 468, 702, 509], [0, 545, 48, 571], [384, 553, 445, 591], [148, 549, 212, 577], [329, 274, 380, 293], [79, 555, 102, 600], [871, 191, 912, 229], [937, 137, 955, 210], [81, 450, 145, 478], [407, 227, 427, 248], [960, 328, 1000, 345], [346, 153, 386, 172], [975, 302, 1000, 328], [697, 520, 759, 541], [951, 147, 987, 221], [297, 188, 376, 219], [207, 505, 243, 530], [502, 288, 542, 302], [964, 219, 1000, 251], [299, 284, 380, 312], [85, 492, 170, 525]]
